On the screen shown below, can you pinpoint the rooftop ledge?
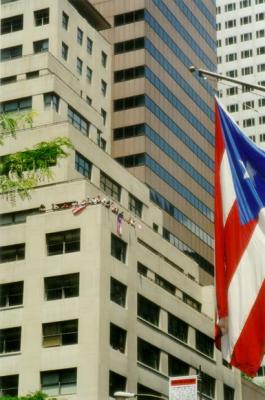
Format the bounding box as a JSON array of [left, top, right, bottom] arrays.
[[68, 0, 111, 30]]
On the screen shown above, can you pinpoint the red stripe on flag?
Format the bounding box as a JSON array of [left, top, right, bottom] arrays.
[[171, 378, 196, 386], [231, 280, 265, 376]]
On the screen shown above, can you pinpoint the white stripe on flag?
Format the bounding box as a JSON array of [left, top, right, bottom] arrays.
[[220, 151, 236, 224]]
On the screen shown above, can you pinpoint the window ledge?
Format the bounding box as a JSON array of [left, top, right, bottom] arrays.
[[0, 305, 23, 312], [0, 351, 21, 357]]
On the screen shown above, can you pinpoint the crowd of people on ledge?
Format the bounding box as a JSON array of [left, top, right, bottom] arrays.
[[38, 195, 141, 233]]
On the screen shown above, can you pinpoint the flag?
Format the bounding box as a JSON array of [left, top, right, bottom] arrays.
[[117, 212, 124, 236], [215, 99, 265, 376], [72, 204, 87, 215]]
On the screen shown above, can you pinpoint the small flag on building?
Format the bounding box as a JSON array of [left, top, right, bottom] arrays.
[[117, 211, 124, 236], [215, 99, 265, 376]]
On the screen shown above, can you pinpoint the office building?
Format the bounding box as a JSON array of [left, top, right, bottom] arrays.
[[91, 0, 216, 284]]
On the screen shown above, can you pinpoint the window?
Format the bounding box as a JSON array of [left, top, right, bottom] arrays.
[[0, 97, 32, 113], [216, 39, 221, 47], [242, 85, 252, 92], [243, 118, 255, 127], [87, 37, 93, 54], [86, 67, 92, 83], [196, 330, 214, 357], [0, 75, 16, 85], [113, 124, 145, 140], [257, 46, 265, 55], [240, 0, 251, 7], [86, 96, 92, 106], [226, 70, 238, 78], [137, 385, 162, 399], [1, 0, 19, 3], [114, 65, 145, 82], [249, 135, 256, 142], [110, 323, 126, 353], [227, 104, 238, 113], [256, 12, 265, 21], [260, 133, 265, 142], [75, 151, 92, 178], [0, 327, 21, 354], [0, 281, 23, 308], [33, 39, 48, 53], [168, 313, 188, 342], [216, 23, 221, 31], [44, 92, 60, 112], [42, 320, 78, 347], [129, 194, 143, 217], [259, 116, 265, 125], [114, 9, 144, 26], [225, 36, 237, 45], [225, 3, 236, 11], [224, 384, 235, 400], [259, 98, 265, 107], [101, 80, 107, 96], [138, 338, 160, 370], [101, 51, 107, 67], [226, 53, 237, 62], [225, 19, 236, 28], [241, 67, 253, 76], [0, 375, 18, 397], [109, 371, 126, 398], [243, 100, 254, 110], [114, 95, 145, 111], [258, 63, 265, 72], [216, 6, 221, 13], [1, 45, 22, 61], [226, 87, 238, 96], [61, 42, 68, 60], [0, 209, 38, 226], [155, 274, 175, 295], [41, 368, 77, 396], [217, 56, 222, 64], [46, 229, 80, 256], [137, 294, 160, 326], [34, 8, 49, 26], [101, 108, 107, 125], [241, 49, 253, 58], [0, 243, 25, 263], [168, 355, 189, 376], [114, 37, 145, 54], [257, 29, 265, 38], [26, 71, 39, 79], [256, 0, 265, 3], [111, 234, 127, 263], [100, 172, 121, 201], [116, 153, 145, 168], [183, 293, 201, 311], [198, 372, 215, 399], [62, 12, 69, 30], [241, 32, 252, 41], [110, 277, 127, 307], [137, 262, 148, 277], [76, 57, 83, 75], [77, 27, 83, 45], [1, 14, 23, 34], [68, 106, 90, 136], [44, 273, 79, 301], [240, 16, 252, 24]]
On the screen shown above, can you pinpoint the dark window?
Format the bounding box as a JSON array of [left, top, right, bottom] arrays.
[[34, 8, 49, 26], [76, 57, 83, 75], [42, 319, 78, 347], [138, 338, 160, 370], [33, 39, 49, 53], [0, 75, 16, 85], [137, 262, 148, 277], [26, 71, 39, 79], [224, 384, 234, 400], [114, 95, 145, 111], [100, 172, 121, 201], [0, 97, 32, 113], [168, 355, 189, 376], [77, 27, 83, 45], [1, 0, 19, 3], [87, 37, 93, 54], [168, 313, 188, 342], [1, 14, 23, 34], [113, 124, 145, 140], [101, 51, 107, 67], [0, 327, 21, 353], [0, 243, 25, 263], [46, 229, 80, 256], [183, 293, 201, 312], [0, 45, 22, 61], [110, 278, 127, 307], [137, 384, 162, 400], [61, 42, 68, 60], [44, 273, 79, 301], [109, 371, 126, 397], [62, 12, 69, 30], [198, 372, 215, 399], [196, 330, 214, 358], [86, 66, 92, 83], [75, 151, 92, 178], [68, 106, 90, 136], [116, 153, 145, 168], [41, 368, 77, 396], [114, 9, 145, 26], [129, 194, 143, 217], [0, 209, 38, 226], [111, 234, 127, 263], [137, 294, 160, 326], [155, 274, 175, 295], [0, 281, 23, 308], [114, 65, 145, 82], [86, 96, 92, 106], [110, 323, 126, 353], [101, 80, 107, 96], [114, 37, 145, 54], [101, 108, 107, 125], [0, 375, 19, 397], [44, 92, 60, 112]]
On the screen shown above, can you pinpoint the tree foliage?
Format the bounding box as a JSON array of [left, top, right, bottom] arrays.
[[0, 112, 73, 200], [1, 391, 56, 400]]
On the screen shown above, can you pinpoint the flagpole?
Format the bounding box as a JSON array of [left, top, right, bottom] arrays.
[[189, 66, 265, 93]]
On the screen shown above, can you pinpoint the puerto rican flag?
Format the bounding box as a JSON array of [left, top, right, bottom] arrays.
[[215, 99, 265, 376]]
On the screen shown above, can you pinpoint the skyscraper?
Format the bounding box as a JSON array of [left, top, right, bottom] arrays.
[[91, 0, 216, 284]]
